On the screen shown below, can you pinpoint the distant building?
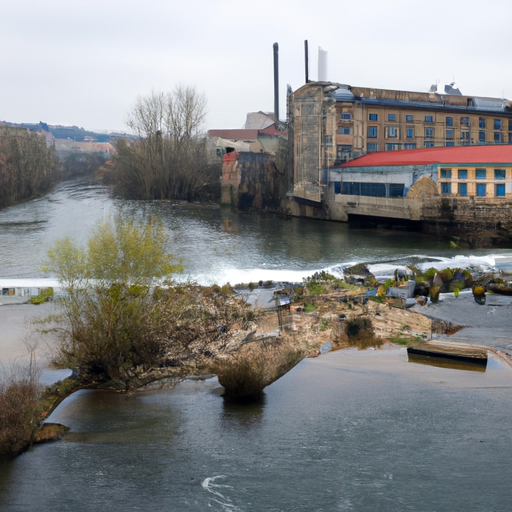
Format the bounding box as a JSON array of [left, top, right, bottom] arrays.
[[290, 81, 512, 203]]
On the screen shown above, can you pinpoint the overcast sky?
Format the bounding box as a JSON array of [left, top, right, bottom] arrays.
[[2, 0, 512, 132]]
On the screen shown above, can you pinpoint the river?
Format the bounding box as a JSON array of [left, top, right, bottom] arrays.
[[1, 178, 512, 511]]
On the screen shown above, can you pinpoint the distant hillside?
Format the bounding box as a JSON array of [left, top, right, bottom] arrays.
[[0, 121, 136, 143]]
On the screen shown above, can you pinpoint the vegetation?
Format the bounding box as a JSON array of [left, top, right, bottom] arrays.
[[29, 287, 54, 305], [43, 215, 254, 390], [0, 126, 58, 209], [344, 317, 382, 349], [0, 360, 43, 457], [110, 86, 221, 201], [213, 339, 307, 399]]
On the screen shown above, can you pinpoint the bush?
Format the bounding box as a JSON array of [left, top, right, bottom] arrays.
[[345, 317, 382, 349], [0, 363, 42, 457], [29, 287, 54, 305]]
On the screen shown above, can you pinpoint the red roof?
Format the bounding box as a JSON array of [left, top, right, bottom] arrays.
[[339, 145, 512, 168]]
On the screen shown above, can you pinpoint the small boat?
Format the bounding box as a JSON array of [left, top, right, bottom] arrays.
[[407, 343, 487, 368]]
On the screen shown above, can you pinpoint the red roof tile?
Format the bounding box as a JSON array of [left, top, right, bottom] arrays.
[[339, 145, 512, 168]]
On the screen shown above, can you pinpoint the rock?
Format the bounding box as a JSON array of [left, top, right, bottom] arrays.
[[319, 341, 333, 354]]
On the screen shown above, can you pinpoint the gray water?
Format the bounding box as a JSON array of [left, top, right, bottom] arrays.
[[1, 179, 512, 511]]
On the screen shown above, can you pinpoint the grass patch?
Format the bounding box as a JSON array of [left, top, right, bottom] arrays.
[[303, 303, 316, 313], [29, 287, 54, 305]]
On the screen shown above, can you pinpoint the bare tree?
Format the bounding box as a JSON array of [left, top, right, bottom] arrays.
[[113, 86, 219, 201]]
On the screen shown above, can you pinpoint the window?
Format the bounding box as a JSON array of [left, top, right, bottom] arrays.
[[388, 114, 396, 122], [461, 117, 470, 127], [325, 135, 333, 147], [368, 126, 378, 138], [479, 118, 486, 129], [386, 126, 398, 138], [425, 115, 433, 122], [404, 143, 416, 149], [406, 128, 414, 139], [458, 183, 467, 196], [477, 183, 486, 196], [494, 132, 502, 143], [458, 169, 468, 179], [495, 169, 506, 180], [509, 133, 512, 144], [425, 128, 434, 139], [496, 184, 506, 197], [338, 127, 352, 135], [369, 113, 378, 121], [334, 182, 341, 194], [440, 169, 452, 178], [441, 183, 452, 194], [385, 143, 402, 151], [446, 116, 453, 127], [406, 115, 413, 122], [341, 112, 352, 120], [342, 182, 386, 197], [509, 119, 512, 131], [367, 143, 378, 152], [476, 168, 486, 179], [494, 119, 502, 130], [479, 131, 486, 143], [446, 129, 453, 140], [389, 184, 405, 197], [424, 141, 434, 148], [461, 131, 469, 145], [445, 141, 454, 147]]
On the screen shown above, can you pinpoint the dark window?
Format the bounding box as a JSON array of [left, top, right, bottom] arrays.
[[458, 169, 468, 179], [406, 115, 413, 122], [425, 115, 433, 122], [479, 131, 486, 143], [461, 117, 470, 127], [495, 169, 506, 180], [369, 113, 378, 121], [440, 169, 452, 178], [446, 116, 453, 127], [494, 132, 502, 143], [325, 135, 333, 147], [389, 184, 405, 197], [509, 119, 512, 131], [494, 119, 502, 130], [477, 183, 486, 196], [406, 128, 414, 139], [496, 184, 506, 197], [425, 128, 434, 139], [445, 141, 454, 147], [458, 183, 467, 196], [446, 129, 453, 140], [338, 127, 352, 135], [368, 126, 377, 138], [461, 131, 469, 145], [404, 143, 416, 149], [425, 141, 434, 148], [476, 168, 486, 179], [342, 182, 386, 197], [341, 112, 352, 120], [334, 181, 342, 194], [385, 143, 402, 151], [367, 143, 378, 152], [479, 118, 486, 128], [441, 182, 451, 194], [388, 114, 396, 121]]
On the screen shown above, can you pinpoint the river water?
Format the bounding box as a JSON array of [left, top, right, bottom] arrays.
[[1, 178, 512, 511]]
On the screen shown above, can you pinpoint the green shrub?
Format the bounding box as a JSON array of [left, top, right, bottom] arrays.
[[29, 287, 54, 305]]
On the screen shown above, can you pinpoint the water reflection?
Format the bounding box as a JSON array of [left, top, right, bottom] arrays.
[[221, 393, 266, 430], [408, 352, 487, 372]]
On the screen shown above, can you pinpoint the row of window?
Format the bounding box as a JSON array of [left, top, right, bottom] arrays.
[[335, 181, 405, 198], [439, 168, 506, 180], [359, 112, 512, 129], [365, 125, 510, 141], [441, 182, 506, 197]]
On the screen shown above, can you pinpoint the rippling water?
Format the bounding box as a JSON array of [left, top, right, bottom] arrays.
[[1, 179, 512, 511], [1, 177, 511, 283], [1, 349, 512, 511]]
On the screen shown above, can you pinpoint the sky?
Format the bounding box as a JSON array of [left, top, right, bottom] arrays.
[[2, 0, 512, 133]]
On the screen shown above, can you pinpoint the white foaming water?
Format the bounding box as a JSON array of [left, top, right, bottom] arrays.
[[201, 475, 241, 511]]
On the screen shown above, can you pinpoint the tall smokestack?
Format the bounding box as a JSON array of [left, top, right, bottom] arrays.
[[318, 47, 328, 81], [304, 40, 309, 83], [273, 42, 279, 122]]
